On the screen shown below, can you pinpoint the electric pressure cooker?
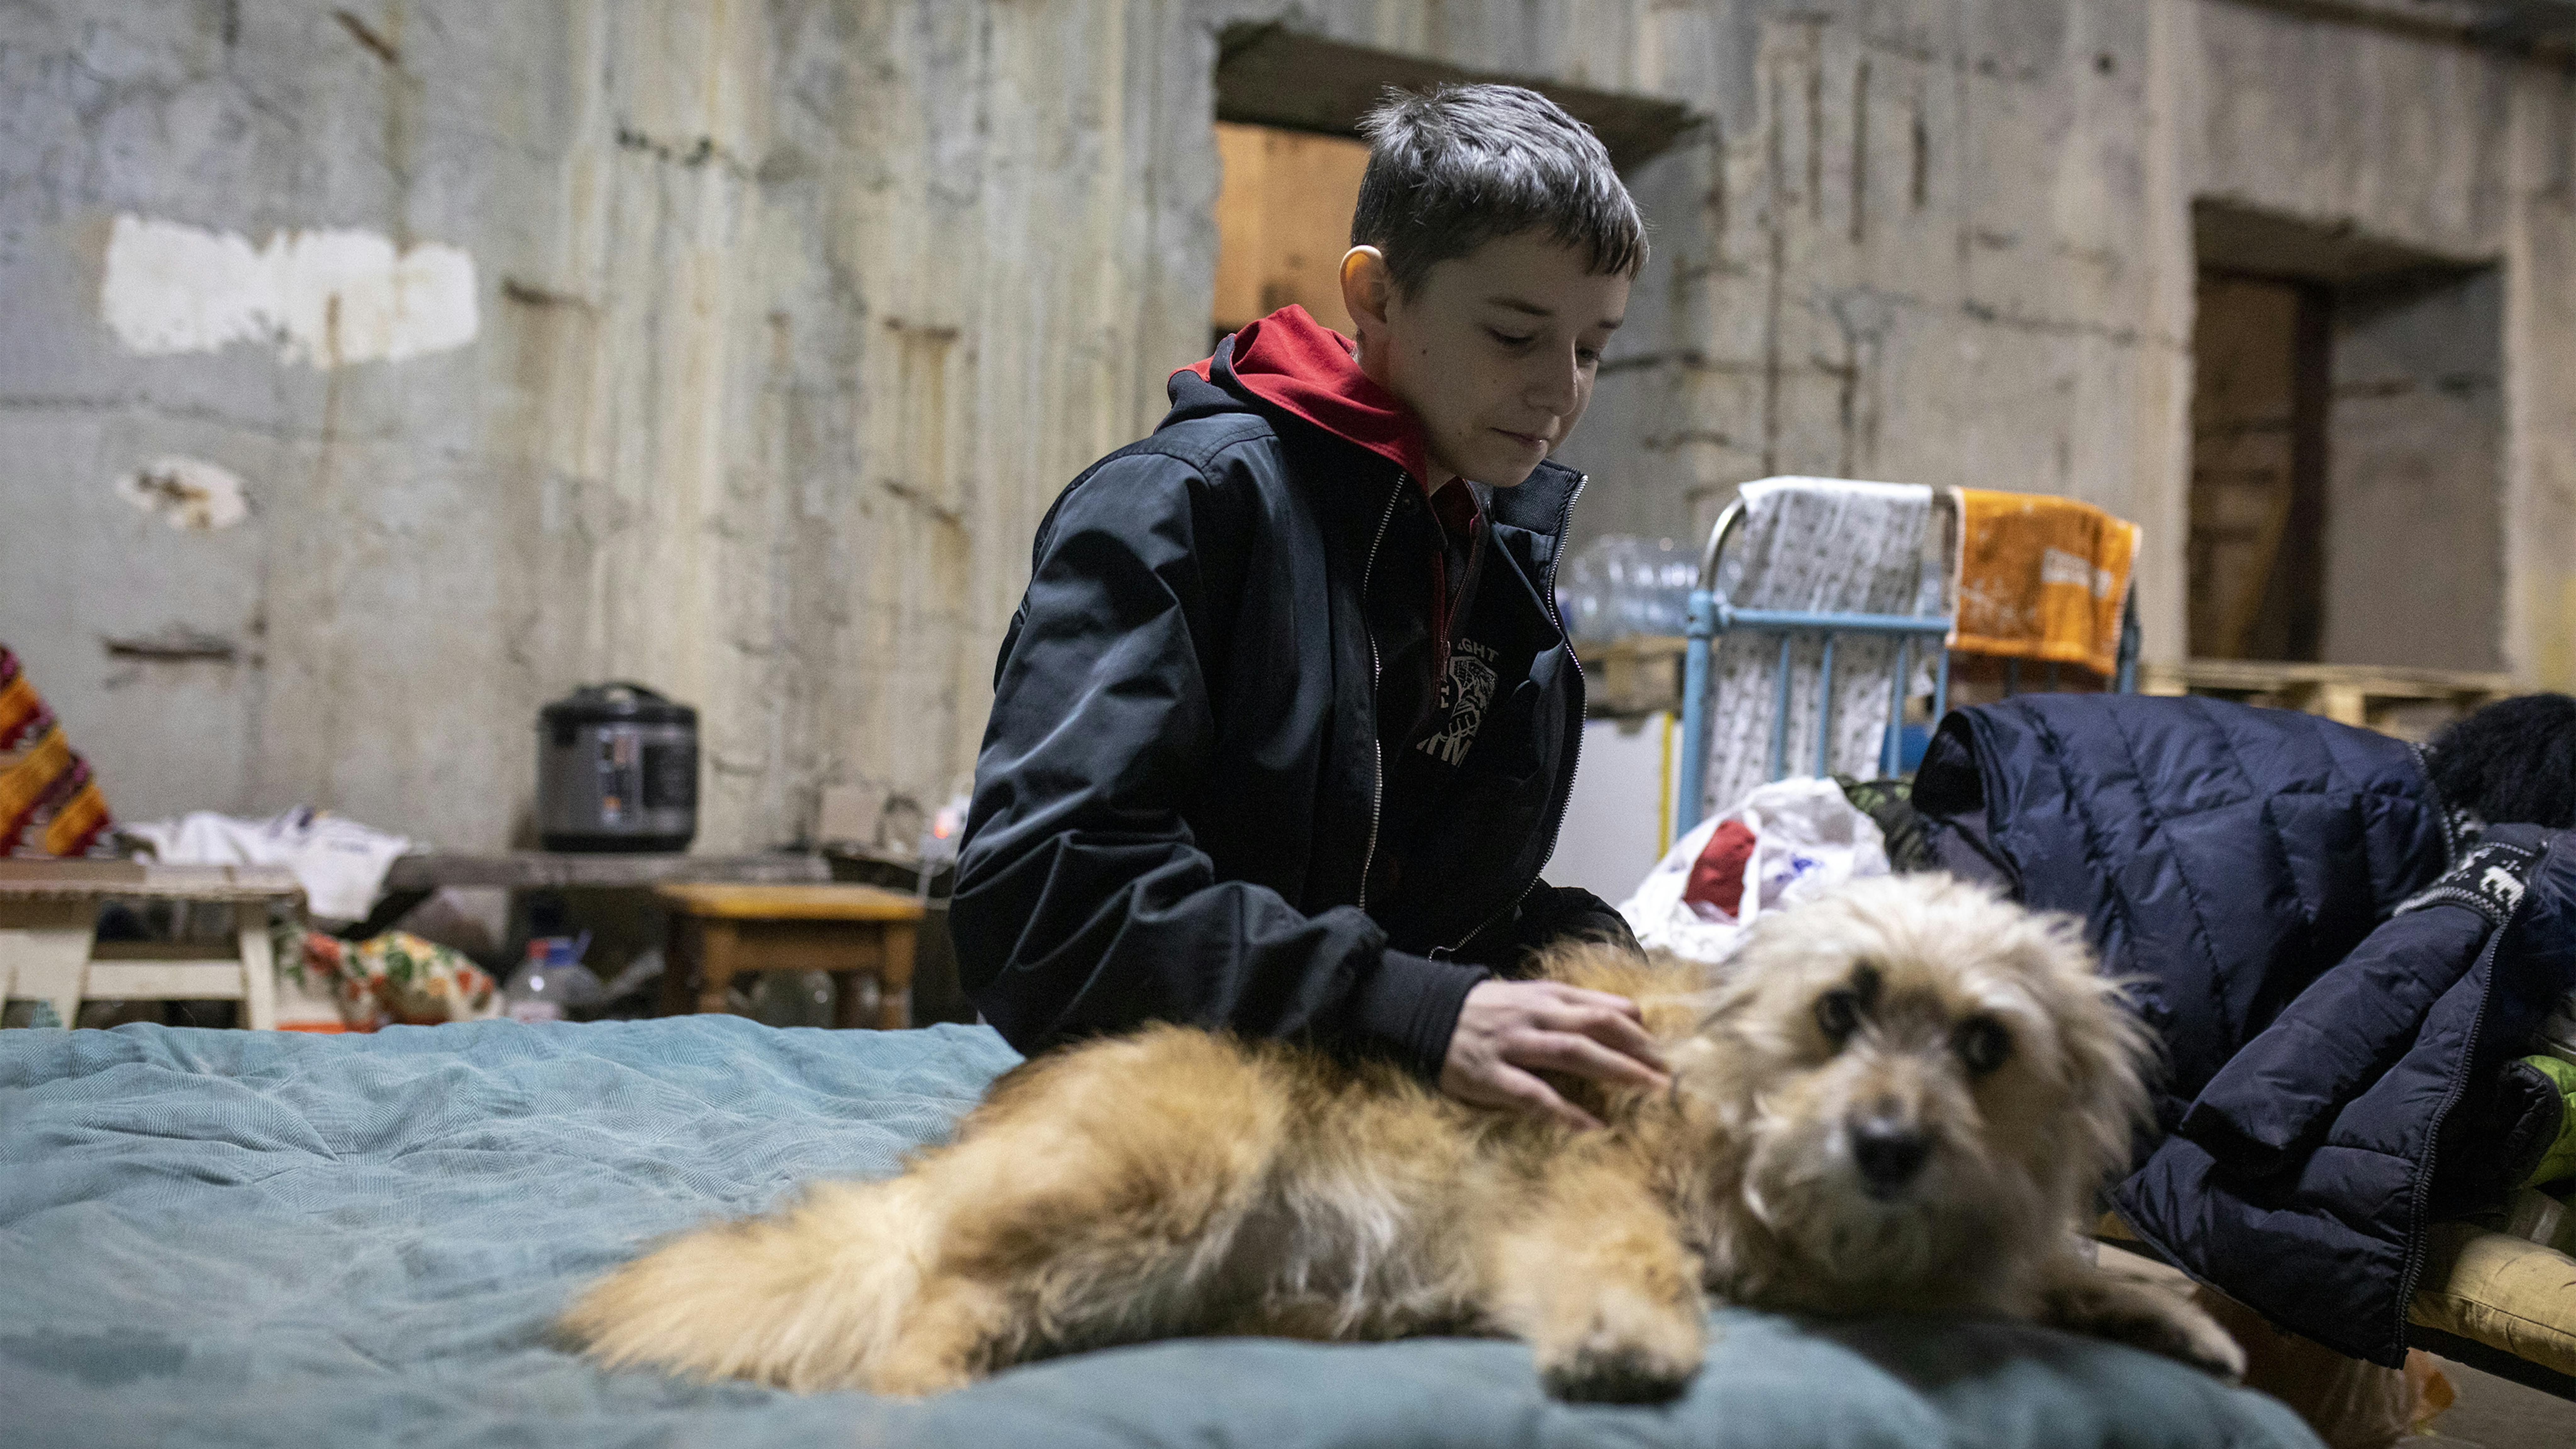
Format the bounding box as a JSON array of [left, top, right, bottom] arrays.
[[536, 683, 698, 852]]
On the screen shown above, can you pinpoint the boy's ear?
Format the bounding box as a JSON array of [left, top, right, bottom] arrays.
[[1340, 246, 1392, 338]]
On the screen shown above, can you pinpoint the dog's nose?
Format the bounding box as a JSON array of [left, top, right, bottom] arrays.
[[1850, 1117, 1929, 1197]]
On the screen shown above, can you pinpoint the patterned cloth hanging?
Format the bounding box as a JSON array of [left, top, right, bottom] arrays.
[[0, 646, 112, 858], [1701, 479, 1943, 819]]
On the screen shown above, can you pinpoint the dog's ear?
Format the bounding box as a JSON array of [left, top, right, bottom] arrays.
[[1686, 965, 1769, 1036], [1535, 940, 1688, 997], [1661, 1034, 1736, 1111], [2021, 910, 2156, 1187], [1537, 942, 1729, 1043]]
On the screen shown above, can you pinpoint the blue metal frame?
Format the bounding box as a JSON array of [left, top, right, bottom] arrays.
[[1673, 489, 2140, 835]]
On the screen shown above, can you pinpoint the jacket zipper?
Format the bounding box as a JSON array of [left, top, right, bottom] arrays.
[[1429, 471, 1590, 960], [1354, 477, 1406, 913], [2391, 911, 2512, 1353]]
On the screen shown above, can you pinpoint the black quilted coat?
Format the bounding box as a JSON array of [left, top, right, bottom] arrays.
[[1913, 694, 2576, 1365], [951, 338, 1623, 1081]]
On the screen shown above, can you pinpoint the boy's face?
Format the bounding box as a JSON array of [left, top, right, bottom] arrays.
[[1344, 231, 1629, 489]]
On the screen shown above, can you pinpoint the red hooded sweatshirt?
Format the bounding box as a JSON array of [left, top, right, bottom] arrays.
[[1181, 306, 1485, 678]]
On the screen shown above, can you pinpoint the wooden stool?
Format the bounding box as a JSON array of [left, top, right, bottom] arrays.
[[654, 882, 922, 1029], [0, 860, 301, 1029]]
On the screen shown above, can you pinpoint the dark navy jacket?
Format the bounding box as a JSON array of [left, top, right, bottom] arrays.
[[1913, 694, 2576, 1365], [951, 319, 1622, 1080]]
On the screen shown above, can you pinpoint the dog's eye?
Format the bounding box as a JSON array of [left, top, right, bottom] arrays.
[[1954, 1016, 2012, 1075], [1813, 963, 1879, 1047], [1815, 989, 1863, 1045]]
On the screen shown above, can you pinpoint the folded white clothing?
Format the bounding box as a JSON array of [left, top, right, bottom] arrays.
[[123, 808, 412, 921]]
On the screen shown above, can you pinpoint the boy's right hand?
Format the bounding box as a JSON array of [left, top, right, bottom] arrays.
[[1439, 980, 1671, 1130]]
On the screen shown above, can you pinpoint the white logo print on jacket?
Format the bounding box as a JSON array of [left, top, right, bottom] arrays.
[[1416, 638, 1498, 767]]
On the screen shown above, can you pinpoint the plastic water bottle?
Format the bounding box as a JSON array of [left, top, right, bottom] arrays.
[[1558, 537, 1615, 642], [503, 933, 604, 1023], [1643, 536, 1694, 634], [917, 788, 971, 904], [732, 970, 838, 1029]]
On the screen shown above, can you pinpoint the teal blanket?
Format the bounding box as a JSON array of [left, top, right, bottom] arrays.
[[0, 1019, 2320, 1448]]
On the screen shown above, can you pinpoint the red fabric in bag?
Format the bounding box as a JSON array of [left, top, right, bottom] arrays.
[[1683, 820, 1758, 918]]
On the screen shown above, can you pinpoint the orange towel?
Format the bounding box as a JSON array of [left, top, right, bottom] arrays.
[[1951, 490, 2140, 675], [0, 646, 114, 858]]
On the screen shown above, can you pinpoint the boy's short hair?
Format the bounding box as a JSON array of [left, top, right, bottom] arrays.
[[1352, 83, 1647, 297]]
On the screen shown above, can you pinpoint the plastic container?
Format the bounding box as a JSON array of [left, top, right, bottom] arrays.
[[729, 970, 837, 1029], [1622, 535, 1695, 635], [2534, 997, 2576, 1067], [1556, 535, 1696, 643], [2495, 1186, 2576, 1255], [1557, 540, 1611, 643], [503, 933, 605, 1023]]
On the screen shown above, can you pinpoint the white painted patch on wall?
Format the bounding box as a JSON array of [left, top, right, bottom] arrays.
[[115, 455, 251, 530], [100, 214, 478, 367]]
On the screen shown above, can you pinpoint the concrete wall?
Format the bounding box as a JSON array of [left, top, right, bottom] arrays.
[[2177, 0, 2576, 685], [0, 0, 1214, 852], [1561, 0, 2187, 598], [2187, 275, 2308, 660], [2325, 266, 2507, 670], [4, 0, 2572, 853]]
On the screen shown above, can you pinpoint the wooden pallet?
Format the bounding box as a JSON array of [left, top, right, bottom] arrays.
[[1575, 635, 1687, 718], [1578, 642, 2518, 737], [2140, 659, 2512, 734]]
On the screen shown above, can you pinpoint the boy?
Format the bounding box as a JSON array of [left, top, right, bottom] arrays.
[[952, 85, 1664, 1128]]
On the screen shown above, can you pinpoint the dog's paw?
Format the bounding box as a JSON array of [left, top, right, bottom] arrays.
[[2045, 1272, 2246, 1381], [1533, 1292, 1706, 1403], [2101, 1295, 2247, 1381], [1540, 1338, 1703, 1403]]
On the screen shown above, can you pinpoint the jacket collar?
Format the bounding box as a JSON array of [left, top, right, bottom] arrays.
[[1170, 307, 1581, 554], [1179, 306, 1433, 484]]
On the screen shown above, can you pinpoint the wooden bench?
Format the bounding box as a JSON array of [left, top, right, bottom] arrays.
[[2098, 1211, 2576, 1399], [354, 850, 833, 937], [0, 860, 302, 1029], [653, 882, 923, 1029]]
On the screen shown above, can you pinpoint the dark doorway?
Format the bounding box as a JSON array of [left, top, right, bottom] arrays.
[[2187, 201, 2504, 671], [1213, 25, 1694, 174], [1208, 26, 1698, 354], [2187, 274, 2329, 661], [1212, 123, 1368, 342]]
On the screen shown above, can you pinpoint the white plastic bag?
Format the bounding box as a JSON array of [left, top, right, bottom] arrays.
[[1617, 778, 1890, 963]]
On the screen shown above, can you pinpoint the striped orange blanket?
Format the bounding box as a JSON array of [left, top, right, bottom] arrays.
[[0, 646, 113, 858]]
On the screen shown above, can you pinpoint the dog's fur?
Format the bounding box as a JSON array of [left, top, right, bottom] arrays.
[[564, 874, 2243, 1400]]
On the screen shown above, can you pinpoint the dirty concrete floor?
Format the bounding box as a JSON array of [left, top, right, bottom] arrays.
[[2399, 1357, 2576, 1449]]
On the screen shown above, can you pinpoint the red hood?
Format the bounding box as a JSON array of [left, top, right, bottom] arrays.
[[1181, 306, 1432, 486]]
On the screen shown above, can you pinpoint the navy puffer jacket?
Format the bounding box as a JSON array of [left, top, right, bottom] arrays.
[[1913, 694, 2576, 1365]]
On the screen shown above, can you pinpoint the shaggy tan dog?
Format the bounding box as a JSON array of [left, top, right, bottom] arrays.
[[564, 874, 2242, 1401]]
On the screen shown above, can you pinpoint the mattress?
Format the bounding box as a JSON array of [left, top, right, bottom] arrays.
[[0, 1018, 2322, 1448]]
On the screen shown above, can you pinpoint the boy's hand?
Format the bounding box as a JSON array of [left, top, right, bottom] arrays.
[[1440, 980, 1671, 1130]]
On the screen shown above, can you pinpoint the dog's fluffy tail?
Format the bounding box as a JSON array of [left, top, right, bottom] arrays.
[[563, 1176, 934, 1392]]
